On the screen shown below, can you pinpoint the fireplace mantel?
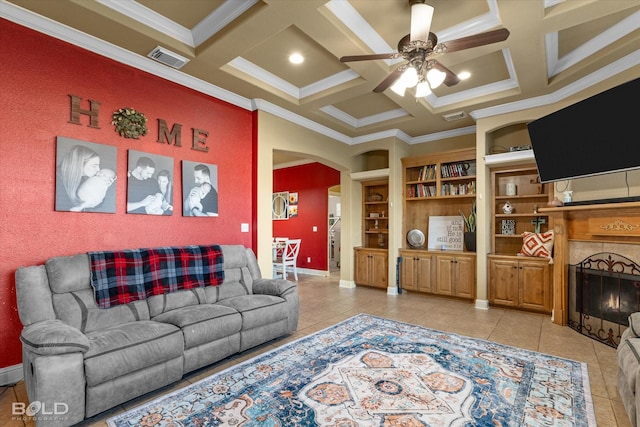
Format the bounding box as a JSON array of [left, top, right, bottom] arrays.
[[540, 202, 640, 325]]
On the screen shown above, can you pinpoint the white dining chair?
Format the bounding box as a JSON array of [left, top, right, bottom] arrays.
[[273, 239, 301, 281], [272, 237, 288, 260]]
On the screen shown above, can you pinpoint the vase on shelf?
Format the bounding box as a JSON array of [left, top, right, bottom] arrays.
[[464, 232, 476, 252]]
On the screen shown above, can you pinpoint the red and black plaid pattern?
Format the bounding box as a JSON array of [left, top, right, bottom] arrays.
[[89, 245, 224, 308]]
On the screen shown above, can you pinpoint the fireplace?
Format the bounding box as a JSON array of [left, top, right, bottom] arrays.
[[569, 252, 640, 347]]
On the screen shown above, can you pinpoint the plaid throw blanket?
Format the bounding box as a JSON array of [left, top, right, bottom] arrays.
[[89, 245, 224, 309]]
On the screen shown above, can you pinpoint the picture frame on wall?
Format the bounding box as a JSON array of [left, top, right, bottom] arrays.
[[55, 136, 117, 213], [288, 192, 298, 217], [272, 191, 289, 220], [182, 160, 219, 217], [126, 150, 174, 215]]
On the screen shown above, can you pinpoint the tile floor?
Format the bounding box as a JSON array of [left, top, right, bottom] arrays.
[[0, 272, 632, 426]]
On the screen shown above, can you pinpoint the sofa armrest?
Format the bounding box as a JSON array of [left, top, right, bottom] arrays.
[[21, 319, 90, 356], [252, 278, 297, 297]]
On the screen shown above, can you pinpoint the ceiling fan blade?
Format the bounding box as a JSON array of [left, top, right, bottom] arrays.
[[432, 61, 461, 87], [374, 68, 405, 93], [410, 1, 434, 42], [340, 53, 399, 62], [439, 28, 510, 53]]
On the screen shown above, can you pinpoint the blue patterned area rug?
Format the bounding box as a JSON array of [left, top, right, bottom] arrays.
[[107, 314, 596, 426]]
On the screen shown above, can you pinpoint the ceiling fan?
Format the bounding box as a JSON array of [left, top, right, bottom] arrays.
[[340, 0, 510, 96]]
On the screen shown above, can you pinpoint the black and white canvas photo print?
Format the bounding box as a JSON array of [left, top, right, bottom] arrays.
[[55, 136, 117, 213], [182, 160, 218, 217], [126, 150, 174, 215]]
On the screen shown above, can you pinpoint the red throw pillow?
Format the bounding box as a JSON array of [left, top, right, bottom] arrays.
[[519, 230, 554, 262]]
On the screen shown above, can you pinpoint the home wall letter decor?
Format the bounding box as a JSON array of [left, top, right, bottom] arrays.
[[157, 119, 183, 147], [68, 94, 100, 129]]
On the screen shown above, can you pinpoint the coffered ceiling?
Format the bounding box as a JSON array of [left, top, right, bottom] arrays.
[[2, 0, 639, 146]]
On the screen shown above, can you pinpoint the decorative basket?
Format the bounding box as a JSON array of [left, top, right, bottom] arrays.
[[367, 193, 384, 202]]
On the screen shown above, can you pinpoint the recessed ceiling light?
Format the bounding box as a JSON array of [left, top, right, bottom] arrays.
[[289, 53, 304, 64], [458, 71, 471, 80]]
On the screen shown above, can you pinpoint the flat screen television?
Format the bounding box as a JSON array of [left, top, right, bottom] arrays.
[[527, 78, 640, 183]]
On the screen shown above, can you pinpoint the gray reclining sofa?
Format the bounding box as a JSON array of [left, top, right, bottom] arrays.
[[618, 313, 640, 427], [15, 244, 299, 426]]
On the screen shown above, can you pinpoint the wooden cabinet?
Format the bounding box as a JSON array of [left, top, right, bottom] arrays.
[[399, 249, 475, 299], [402, 149, 477, 251], [435, 253, 476, 299], [362, 179, 389, 250], [356, 179, 389, 288], [488, 163, 553, 313], [400, 149, 477, 298], [354, 247, 388, 288], [399, 250, 433, 293], [488, 255, 552, 313]]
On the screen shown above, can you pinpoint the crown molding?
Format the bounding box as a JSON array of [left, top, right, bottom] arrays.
[[471, 49, 640, 120], [320, 106, 409, 128], [547, 11, 640, 78]]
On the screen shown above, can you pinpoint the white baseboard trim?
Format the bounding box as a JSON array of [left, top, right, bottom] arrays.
[[297, 267, 329, 277], [475, 299, 489, 310], [273, 267, 329, 279], [386, 287, 399, 296], [0, 363, 23, 386], [339, 279, 355, 288]]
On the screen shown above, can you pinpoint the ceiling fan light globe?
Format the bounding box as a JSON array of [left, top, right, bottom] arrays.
[[427, 68, 446, 89], [391, 80, 407, 96], [410, 2, 434, 42], [401, 66, 419, 88], [415, 81, 431, 97]]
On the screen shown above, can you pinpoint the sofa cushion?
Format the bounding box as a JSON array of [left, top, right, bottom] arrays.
[[147, 287, 207, 318], [46, 254, 91, 293], [216, 294, 288, 330], [52, 289, 150, 333], [152, 304, 242, 349], [221, 245, 249, 269], [205, 267, 252, 303], [84, 320, 183, 387]]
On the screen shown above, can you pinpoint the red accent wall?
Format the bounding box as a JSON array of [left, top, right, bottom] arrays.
[[0, 20, 255, 368], [273, 163, 340, 270]]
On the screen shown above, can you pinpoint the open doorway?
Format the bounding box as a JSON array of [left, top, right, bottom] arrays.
[[329, 188, 341, 273]]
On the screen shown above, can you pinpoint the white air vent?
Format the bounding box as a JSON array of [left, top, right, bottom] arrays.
[[442, 111, 467, 122], [147, 46, 189, 69]]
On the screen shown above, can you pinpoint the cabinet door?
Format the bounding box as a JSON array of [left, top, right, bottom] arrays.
[[489, 258, 518, 307], [435, 255, 454, 295], [401, 255, 432, 292], [416, 256, 433, 293], [519, 260, 551, 312], [354, 250, 370, 285], [454, 256, 475, 298], [401, 256, 418, 291], [370, 251, 388, 288]]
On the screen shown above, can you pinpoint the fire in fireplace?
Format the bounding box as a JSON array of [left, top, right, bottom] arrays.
[[569, 252, 640, 348]]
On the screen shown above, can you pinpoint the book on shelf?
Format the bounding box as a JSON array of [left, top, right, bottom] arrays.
[[417, 165, 436, 181], [441, 181, 476, 196], [440, 161, 476, 178], [408, 183, 437, 198]]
